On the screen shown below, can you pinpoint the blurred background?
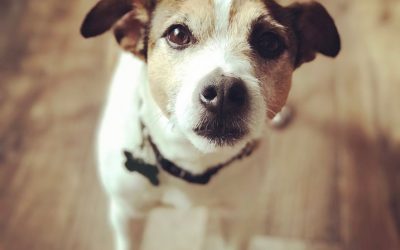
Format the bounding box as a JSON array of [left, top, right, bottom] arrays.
[[0, 0, 399, 249]]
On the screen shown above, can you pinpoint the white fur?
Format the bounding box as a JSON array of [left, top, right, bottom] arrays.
[[214, 0, 232, 32]]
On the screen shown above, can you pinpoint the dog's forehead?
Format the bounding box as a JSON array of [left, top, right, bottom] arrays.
[[151, 0, 282, 40]]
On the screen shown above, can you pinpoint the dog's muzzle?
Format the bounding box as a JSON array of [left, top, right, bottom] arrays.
[[194, 71, 250, 146]]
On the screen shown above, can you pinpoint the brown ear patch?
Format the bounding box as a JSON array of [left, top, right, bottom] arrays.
[[286, 1, 341, 67], [80, 0, 133, 38], [113, 7, 151, 60]]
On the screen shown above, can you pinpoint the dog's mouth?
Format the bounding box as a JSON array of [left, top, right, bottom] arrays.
[[193, 117, 248, 147]]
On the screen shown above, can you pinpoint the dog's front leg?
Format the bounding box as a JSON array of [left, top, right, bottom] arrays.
[[110, 200, 145, 250]]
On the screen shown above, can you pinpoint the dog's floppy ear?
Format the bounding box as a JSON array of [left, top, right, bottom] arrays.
[[112, 5, 153, 60], [80, 0, 133, 38], [286, 1, 341, 67], [81, 0, 154, 60]]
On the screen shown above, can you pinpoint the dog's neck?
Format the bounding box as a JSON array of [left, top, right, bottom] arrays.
[[137, 67, 254, 174]]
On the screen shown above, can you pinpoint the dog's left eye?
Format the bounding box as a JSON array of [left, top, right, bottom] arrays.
[[251, 31, 286, 59], [165, 25, 193, 49]]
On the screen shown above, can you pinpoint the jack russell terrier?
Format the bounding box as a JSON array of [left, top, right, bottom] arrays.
[[81, 0, 340, 249]]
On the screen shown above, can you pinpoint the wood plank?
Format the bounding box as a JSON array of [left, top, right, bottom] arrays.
[[249, 236, 342, 250], [356, 1, 400, 237], [261, 57, 340, 244], [0, 0, 114, 249], [333, 1, 400, 249]]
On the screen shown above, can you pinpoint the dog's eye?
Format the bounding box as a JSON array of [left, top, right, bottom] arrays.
[[165, 25, 193, 49], [252, 32, 285, 59]]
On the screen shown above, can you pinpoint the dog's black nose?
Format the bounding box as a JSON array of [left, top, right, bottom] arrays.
[[200, 77, 248, 114]]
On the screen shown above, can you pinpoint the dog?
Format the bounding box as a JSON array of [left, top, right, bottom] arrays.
[[81, 0, 340, 249]]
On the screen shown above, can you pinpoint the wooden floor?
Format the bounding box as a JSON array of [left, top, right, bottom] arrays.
[[0, 0, 399, 249]]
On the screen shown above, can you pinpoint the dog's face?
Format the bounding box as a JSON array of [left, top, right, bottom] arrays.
[[81, 0, 340, 151]]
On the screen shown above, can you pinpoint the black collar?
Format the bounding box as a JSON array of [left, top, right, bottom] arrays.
[[124, 136, 258, 186]]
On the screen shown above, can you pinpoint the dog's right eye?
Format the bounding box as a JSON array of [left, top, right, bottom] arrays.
[[250, 31, 286, 60], [165, 24, 193, 49]]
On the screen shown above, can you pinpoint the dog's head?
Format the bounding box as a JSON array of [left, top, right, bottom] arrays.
[[81, 0, 340, 151]]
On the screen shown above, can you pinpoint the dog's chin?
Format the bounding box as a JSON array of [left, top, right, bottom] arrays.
[[193, 126, 248, 148], [174, 109, 260, 154], [177, 121, 249, 154], [194, 116, 249, 145], [185, 132, 249, 154]]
